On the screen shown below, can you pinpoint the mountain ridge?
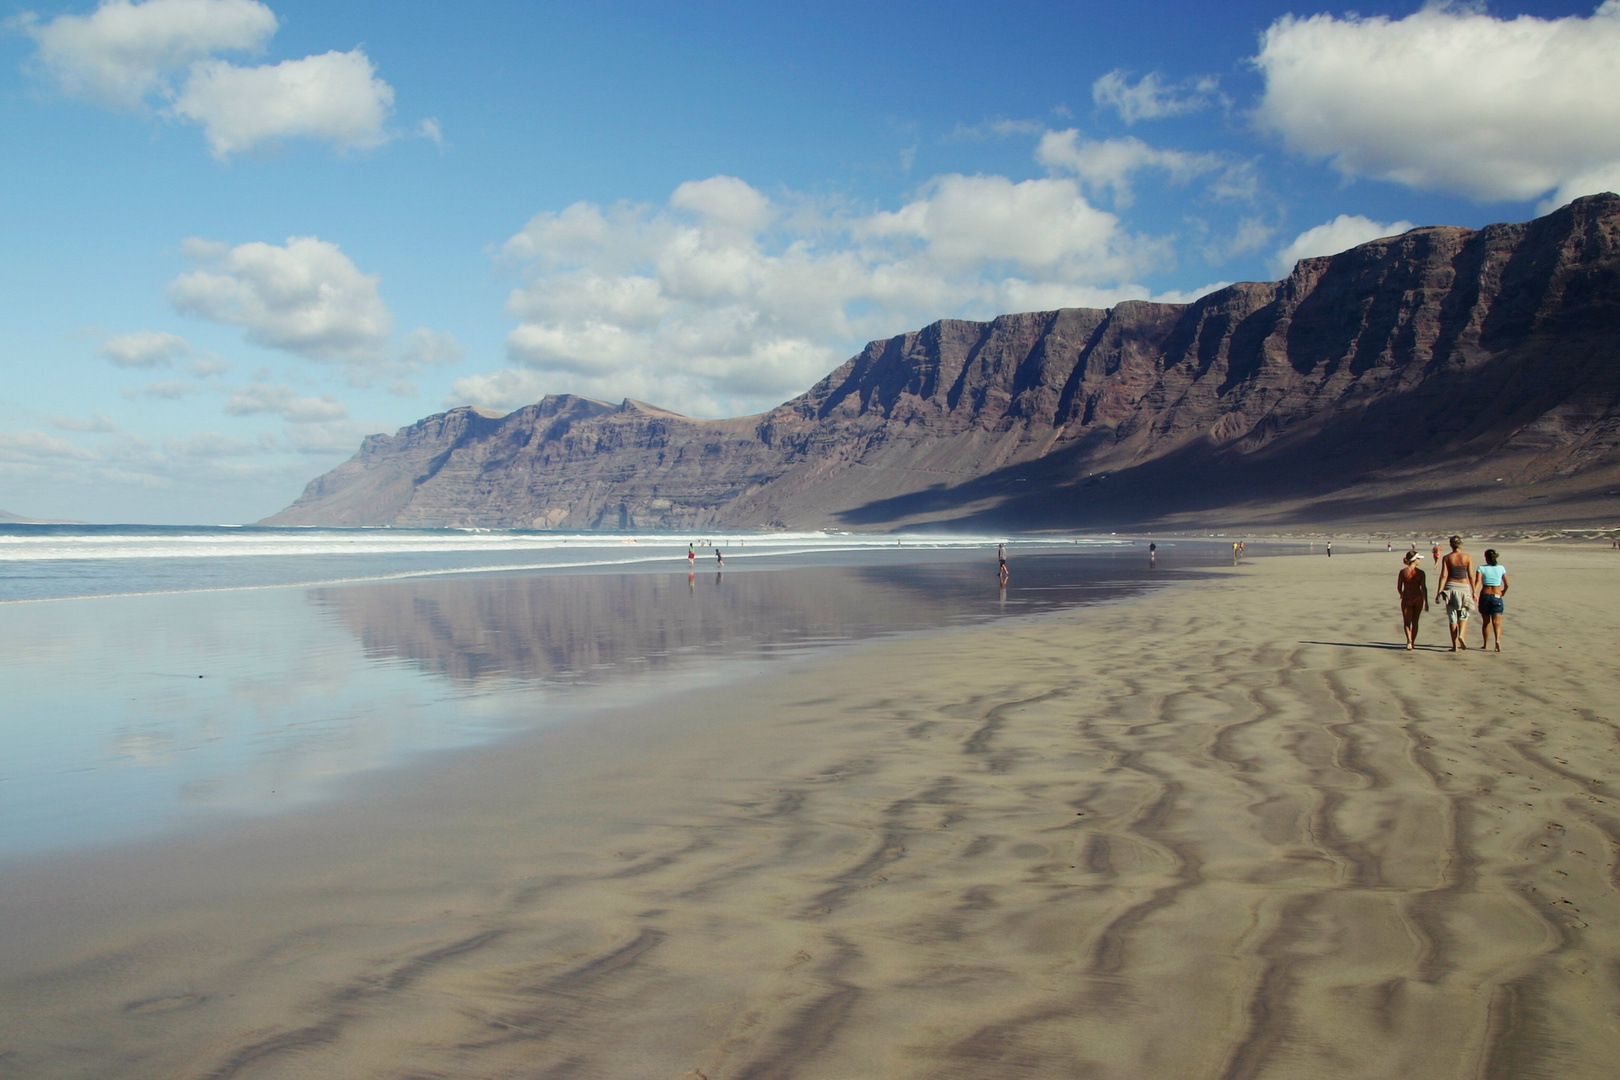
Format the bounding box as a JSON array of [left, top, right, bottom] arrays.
[[266, 194, 1620, 532]]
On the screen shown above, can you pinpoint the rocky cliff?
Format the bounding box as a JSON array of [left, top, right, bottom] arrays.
[[267, 194, 1620, 531]]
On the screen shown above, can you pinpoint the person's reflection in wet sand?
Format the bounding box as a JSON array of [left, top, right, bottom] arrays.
[[688, 572, 695, 594]]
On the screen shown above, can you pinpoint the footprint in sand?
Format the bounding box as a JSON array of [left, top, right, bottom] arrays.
[[122, 993, 206, 1015]]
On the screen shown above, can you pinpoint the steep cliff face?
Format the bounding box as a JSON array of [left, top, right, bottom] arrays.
[[267, 194, 1620, 531]]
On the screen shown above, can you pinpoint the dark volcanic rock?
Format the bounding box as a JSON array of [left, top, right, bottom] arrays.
[[267, 195, 1620, 531]]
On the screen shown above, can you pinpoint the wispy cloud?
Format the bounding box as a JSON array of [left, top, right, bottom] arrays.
[[1092, 70, 1221, 125]]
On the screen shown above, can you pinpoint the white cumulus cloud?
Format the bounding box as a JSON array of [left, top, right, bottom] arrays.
[[98, 329, 192, 367], [17, 0, 393, 158], [448, 369, 560, 414], [18, 0, 276, 108], [456, 168, 1226, 417], [1254, 3, 1620, 205], [223, 383, 349, 423], [415, 116, 444, 148], [173, 48, 394, 159], [1035, 129, 1241, 207], [0, 429, 99, 461], [169, 235, 393, 366], [1272, 214, 1417, 275], [1092, 70, 1220, 125], [865, 174, 1124, 270]]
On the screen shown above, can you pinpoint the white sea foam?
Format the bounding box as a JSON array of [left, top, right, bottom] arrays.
[[0, 528, 1116, 562], [0, 526, 1132, 603]]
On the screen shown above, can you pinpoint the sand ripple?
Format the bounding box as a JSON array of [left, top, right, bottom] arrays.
[[3, 547, 1619, 1078]]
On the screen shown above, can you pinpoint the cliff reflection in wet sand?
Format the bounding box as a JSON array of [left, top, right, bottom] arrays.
[[308, 555, 1160, 689]]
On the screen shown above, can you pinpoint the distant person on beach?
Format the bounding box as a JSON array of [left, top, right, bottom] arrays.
[[1397, 551, 1429, 650], [1431, 542, 1442, 567], [1476, 549, 1509, 651], [687, 543, 696, 567], [1387, 541, 1392, 552], [1326, 541, 1332, 557], [716, 548, 724, 567], [997, 543, 1009, 584], [1436, 535, 1476, 651]]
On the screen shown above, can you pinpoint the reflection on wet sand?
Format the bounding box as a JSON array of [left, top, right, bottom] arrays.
[[0, 551, 1193, 860], [308, 557, 1164, 688]]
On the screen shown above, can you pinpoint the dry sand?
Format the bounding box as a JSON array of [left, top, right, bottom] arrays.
[[3, 546, 1620, 1079]]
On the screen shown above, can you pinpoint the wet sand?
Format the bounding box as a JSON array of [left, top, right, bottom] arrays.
[[3, 546, 1619, 1079]]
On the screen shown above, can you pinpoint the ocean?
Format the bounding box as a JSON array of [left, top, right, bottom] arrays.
[[0, 525, 1278, 859]]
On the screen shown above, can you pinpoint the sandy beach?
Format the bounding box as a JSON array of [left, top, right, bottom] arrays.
[[3, 545, 1620, 1079]]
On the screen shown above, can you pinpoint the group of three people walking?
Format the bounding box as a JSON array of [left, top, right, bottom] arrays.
[[1397, 536, 1508, 651]]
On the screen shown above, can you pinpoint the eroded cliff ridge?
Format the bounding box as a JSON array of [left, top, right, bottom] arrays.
[[267, 194, 1620, 530]]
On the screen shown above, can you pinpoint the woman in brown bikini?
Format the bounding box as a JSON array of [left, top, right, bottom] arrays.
[[1436, 535, 1476, 651], [1397, 551, 1429, 650]]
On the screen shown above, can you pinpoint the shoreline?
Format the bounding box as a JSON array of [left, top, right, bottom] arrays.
[[3, 546, 1619, 1077], [0, 546, 1238, 862], [0, 553, 1219, 875]]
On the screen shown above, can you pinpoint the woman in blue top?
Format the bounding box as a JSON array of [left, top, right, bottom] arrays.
[[1476, 548, 1509, 652]]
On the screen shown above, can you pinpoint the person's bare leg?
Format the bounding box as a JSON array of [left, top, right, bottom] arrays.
[[1492, 614, 1503, 651]]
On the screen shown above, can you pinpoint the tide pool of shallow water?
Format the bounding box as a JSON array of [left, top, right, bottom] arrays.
[[0, 537, 1317, 858]]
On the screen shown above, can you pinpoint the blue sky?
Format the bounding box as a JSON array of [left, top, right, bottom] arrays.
[[2, 0, 1617, 523]]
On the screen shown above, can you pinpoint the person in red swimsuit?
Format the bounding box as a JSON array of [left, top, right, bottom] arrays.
[[1396, 551, 1429, 650]]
